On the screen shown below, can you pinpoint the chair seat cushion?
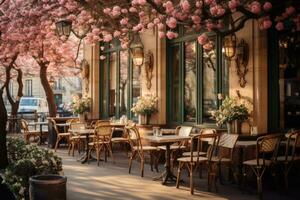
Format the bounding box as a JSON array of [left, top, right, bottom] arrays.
[[26, 131, 40, 135], [211, 156, 231, 163], [243, 159, 272, 166], [277, 156, 300, 162], [158, 145, 186, 150], [133, 146, 157, 151], [111, 137, 128, 142], [182, 151, 206, 157], [177, 156, 208, 163]]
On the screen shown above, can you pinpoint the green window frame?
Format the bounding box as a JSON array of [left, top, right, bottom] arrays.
[[99, 40, 141, 120], [167, 30, 228, 126]]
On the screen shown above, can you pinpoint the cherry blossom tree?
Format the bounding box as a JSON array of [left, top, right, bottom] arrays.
[[0, 0, 83, 117], [69, 0, 299, 51]]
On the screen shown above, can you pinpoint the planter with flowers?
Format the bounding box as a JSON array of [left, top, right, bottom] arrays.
[[131, 94, 158, 125], [211, 96, 249, 134], [71, 95, 91, 122], [1, 138, 63, 200]]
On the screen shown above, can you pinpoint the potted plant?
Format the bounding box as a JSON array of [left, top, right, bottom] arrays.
[[131, 94, 158, 125], [211, 96, 249, 134], [2, 138, 64, 200], [71, 95, 91, 122]]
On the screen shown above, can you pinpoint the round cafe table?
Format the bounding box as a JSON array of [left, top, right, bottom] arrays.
[[69, 128, 94, 164]]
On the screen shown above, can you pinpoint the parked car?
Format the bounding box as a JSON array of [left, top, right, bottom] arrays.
[[18, 97, 48, 114]]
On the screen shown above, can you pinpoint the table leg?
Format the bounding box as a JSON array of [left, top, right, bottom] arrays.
[[80, 134, 89, 164], [237, 147, 244, 187], [153, 144, 177, 185]]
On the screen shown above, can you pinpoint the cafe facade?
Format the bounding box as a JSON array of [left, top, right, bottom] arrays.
[[83, 18, 300, 135]]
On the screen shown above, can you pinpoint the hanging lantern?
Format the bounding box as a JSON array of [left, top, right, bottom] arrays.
[[223, 34, 237, 59], [55, 20, 72, 38], [130, 34, 144, 67]]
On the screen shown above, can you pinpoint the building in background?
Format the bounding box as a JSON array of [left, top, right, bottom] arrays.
[[4, 75, 82, 113]]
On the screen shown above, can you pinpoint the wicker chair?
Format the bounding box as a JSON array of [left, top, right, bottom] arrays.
[[88, 124, 114, 166], [158, 126, 193, 170], [242, 134, 282, 198], [124, 123, 159, 177], [209, 133, 239, 192], [20, 119, 40, 144], [51, 119, 71, 152], [68, 122, 86, 156], [176, 132, 218, 194], [276, 131, 300, 189]]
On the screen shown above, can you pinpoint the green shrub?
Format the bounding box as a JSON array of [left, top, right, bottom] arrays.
[[1, 137, 62, 200]]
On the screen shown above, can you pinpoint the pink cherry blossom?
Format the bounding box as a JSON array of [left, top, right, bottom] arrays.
[[197, 33, 208, 45], [154, 0, 162, 5], [250, 1, 261, 15], [181, 0, 190, 12], [263, 2, 272, 12], [120, 18, 129, 25], [286, 6, 296, 16], [275, 22, 284, 31], [166, 17, 177, 29], [113, 31, 121, 37], [192, 15, 201, 24], [166, 31, 178, 39], [261, 19, 272, 29], [163, 1, 174, 14], [129, 7, 137, 12], [158, 31, 165, 39], [103, 34, 113, 42]]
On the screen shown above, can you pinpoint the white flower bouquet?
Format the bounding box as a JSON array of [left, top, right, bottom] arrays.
[[71, 95, 91, 114], [131, 94, 158, 116], [211, 96, 249, 127]]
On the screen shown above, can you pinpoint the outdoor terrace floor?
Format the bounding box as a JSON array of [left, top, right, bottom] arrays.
[[54, 148, 299, 200]]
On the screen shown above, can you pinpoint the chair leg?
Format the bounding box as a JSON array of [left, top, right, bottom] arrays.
[[150, 152, 153, 172], [176, 162, 183, 188], [129, 151, 136, 174], [54, 136, 61, 152], [190, 164, 194, 195], [141, 159, 145, 177], [107, 143, 115, 164]]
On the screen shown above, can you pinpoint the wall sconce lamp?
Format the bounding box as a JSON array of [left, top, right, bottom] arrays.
[[223, 34, 237, 60], [130, 34, 144, 67], [223, 34, 249, 88]]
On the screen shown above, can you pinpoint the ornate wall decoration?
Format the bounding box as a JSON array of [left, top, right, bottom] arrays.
[[81, 59, 90, 94], [144, 50, 154, 90], [235, 39, 249, 88]]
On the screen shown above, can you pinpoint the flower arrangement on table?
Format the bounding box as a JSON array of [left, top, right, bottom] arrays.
[[211, 96, 249, 127], [131, 94, 158, 124], [71, 95, 91, 115], [2, 138, 62, 200]]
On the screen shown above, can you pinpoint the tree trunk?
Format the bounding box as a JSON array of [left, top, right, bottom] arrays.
[[40, 64, 57, 117], [0, 89, 8, 169]]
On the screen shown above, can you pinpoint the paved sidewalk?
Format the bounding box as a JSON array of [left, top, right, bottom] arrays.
[[55, 149, 298, 200]]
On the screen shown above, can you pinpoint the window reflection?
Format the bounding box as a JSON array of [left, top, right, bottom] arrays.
[[132, 59, 141, 120], [203, 39, 217, 123], [172, 45, 180, 122], [184, 42, 197, 122], [102, 55, 109, 115], [119, 51, 128, 116], [109, 52, 117, 117]]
